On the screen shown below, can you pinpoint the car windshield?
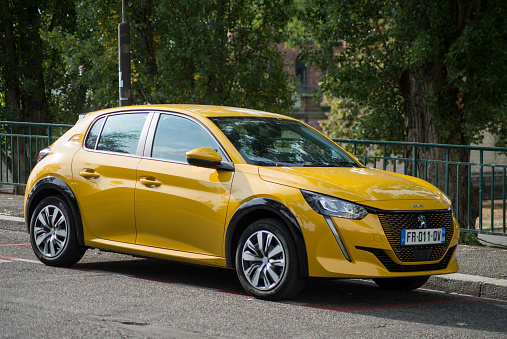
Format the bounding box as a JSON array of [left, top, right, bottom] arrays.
[[210, 117, 360, 167]]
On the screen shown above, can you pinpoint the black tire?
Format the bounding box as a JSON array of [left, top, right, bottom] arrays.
[[30, 196, 87, 266], [235, 218, 305, 300], [373, 276, 430, 291]]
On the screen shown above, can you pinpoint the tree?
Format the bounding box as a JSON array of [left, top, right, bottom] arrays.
[[319, 96, 369, 153], [1, 0, 78, 192], [43, 0, 297, 118], [299, 0, 507, 227]]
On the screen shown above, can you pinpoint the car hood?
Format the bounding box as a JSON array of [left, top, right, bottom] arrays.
[[259, 166, 450, 209]]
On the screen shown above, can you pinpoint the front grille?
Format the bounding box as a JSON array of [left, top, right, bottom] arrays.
[[377, 211, 454, 262], [357, 246, 456, 272]]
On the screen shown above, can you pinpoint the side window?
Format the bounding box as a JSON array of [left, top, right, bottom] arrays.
[[95, 113, 148, 154], [84, 117, 105, 150], [151, 114, 219, 163]]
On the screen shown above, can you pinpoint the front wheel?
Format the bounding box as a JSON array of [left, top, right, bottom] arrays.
[[373, 276, 430, 291], [235, 218, 305, 300], [30, 196, 87, 266]]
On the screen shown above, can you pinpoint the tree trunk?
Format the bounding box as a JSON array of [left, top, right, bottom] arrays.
[[399, 66, 479, 228]]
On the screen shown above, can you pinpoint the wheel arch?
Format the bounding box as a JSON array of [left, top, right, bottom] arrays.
[[224, 198, 309, 276], [25, 176, 85, 246]]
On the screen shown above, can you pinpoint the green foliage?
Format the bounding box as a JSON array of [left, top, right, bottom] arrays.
[[298, 0, 507, 145], [1, 1, 297, 123], [319, 96, 365, 139], [319, 96, 369, 155], [459, 232, 481, 246], [39, 0, 296, 121]]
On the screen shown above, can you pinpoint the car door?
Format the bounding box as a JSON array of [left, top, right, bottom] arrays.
[[135, 113, 234, 257], [72, 112, 151, 243]]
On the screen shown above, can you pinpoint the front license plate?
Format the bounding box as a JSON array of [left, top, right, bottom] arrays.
[[400, 228, 445, 245]]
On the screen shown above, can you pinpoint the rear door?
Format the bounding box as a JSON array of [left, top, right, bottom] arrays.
[[72, 112, 152, 243]]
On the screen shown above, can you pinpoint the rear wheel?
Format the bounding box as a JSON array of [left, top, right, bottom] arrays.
[[373, 276, 430, 291], [235, 218, 305, 300], [30, 196, 86, 266]]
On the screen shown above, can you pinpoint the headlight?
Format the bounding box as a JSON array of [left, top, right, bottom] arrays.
[[301, 190, 368, 220]]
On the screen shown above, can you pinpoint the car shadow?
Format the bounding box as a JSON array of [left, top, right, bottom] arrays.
[[72, 250, 507, 335]]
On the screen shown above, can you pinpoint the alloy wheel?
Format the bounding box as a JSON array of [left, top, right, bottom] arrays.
[[241, 230, 286, 291], [33, 204, 69, 258]]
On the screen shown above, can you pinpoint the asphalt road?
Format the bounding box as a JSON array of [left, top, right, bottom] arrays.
[[1, 228, 507, 338]]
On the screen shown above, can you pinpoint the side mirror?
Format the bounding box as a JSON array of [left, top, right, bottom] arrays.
[[186, 148, 234, 171]]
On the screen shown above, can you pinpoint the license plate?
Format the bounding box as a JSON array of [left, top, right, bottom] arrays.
[[400, 228, 445, 245]]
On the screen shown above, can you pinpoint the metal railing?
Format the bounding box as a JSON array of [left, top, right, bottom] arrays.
[[0, 121, 505, 237], [333, 138, 507, 237], [0, 121, 73, 188]]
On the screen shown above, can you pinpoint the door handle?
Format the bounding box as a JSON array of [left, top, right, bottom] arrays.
[[79, 169, 100, 179], [140, 177, 161, 188]]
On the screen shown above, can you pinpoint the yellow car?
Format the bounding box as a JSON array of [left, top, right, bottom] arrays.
[[25, 105, 459, 300]]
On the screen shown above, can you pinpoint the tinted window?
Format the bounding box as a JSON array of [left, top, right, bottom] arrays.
[[84, 117, 105, 149], [151, 114, 218, 163], [96, 113, 148, 154]]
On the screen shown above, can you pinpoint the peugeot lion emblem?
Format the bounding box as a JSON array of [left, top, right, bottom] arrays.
[[418, 215, 427, 229]]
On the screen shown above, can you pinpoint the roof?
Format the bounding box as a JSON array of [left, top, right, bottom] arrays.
[[84, 104, 294, 120]]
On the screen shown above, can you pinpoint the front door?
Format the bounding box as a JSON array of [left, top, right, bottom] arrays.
[[135, 113, 234, 256]]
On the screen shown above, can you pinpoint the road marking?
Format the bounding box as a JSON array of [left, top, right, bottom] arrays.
[[0, 215, 24, 222], [0, 255, 43, 264], [0, 243, 30, 247]]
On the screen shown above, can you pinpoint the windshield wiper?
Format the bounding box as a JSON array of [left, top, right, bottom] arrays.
[[302, 161, 356, 167]]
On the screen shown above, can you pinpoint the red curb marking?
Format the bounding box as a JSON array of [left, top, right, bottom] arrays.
[[0, 255, 18, 260], [304, 297, 480, 312], [0, 243, 30, 247], [127, 276, 171, 284], [216, 290, 248, 296]]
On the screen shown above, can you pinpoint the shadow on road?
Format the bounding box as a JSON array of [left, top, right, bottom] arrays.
[[70, 252, 507, 335]]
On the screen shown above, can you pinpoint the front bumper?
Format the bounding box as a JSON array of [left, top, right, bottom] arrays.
[[303, 210, 460, 278]]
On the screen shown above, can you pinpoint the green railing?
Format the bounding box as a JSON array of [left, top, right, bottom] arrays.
[[333, 138, 507, 237], [0, 121, 73, 188], [1, 121, 505, 237]]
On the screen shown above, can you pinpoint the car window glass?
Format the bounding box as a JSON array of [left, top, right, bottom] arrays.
[[84, 117, 105, 150], [151, 114, 219, 163], [211, 117, 358, 167], [96, 113, 148, 155]]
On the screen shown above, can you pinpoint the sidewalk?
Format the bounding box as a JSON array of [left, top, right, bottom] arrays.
[[1, 192, 506, 300]]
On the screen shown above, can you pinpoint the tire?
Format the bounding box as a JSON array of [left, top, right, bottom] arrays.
[[373, 276, 430, 291], [30, 196, 87, 266], [235, 218, 305, 300]]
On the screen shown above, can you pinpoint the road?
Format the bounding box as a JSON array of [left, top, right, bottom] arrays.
[[1, 227, 506, 338]]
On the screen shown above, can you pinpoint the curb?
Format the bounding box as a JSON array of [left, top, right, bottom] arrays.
[[426, 273, 507, 301], [478, 234, 507, 247]]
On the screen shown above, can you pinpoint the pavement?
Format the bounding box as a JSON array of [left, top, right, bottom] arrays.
[[1, 192, 506, 301]]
